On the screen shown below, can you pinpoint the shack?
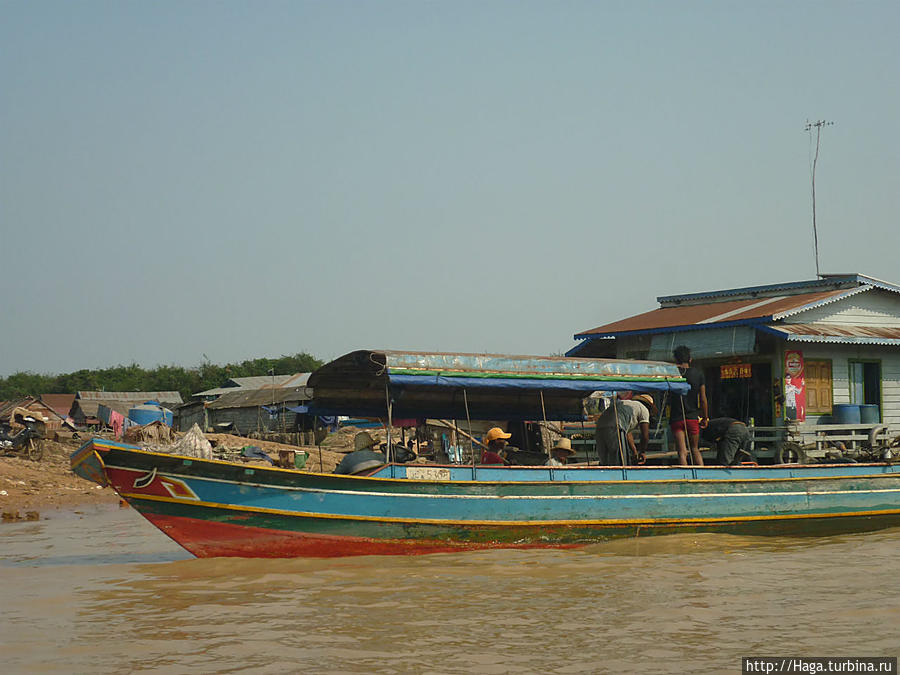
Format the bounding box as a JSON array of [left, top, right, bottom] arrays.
[[70, 391, 183, 429], [195, 386, 312, 435], [568, 273, 900, 453]]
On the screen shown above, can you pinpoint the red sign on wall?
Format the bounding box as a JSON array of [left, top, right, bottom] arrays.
[[784, 350, 806, 422], [721, 363, 752, 379]]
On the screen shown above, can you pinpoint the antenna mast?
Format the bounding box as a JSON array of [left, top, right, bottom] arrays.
[[805, 119, 834, 278]]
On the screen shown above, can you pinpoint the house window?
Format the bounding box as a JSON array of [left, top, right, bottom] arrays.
[[849, 360, 881, 407], [805, 359, 833, 415]]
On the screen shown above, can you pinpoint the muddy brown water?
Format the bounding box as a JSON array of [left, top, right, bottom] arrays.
[[2, 506, 899, 674]]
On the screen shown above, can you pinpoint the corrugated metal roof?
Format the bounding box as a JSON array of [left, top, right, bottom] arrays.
[[763, 323, 900, 345], [576, 289, 852, 337], [656, 273, 900, 306], [39, 394, 76, 417], [194, 373, 311, 397], [77, 391, 183, 404], [206, 387, 311, 410]]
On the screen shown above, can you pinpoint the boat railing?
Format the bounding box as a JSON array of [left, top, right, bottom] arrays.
[[563, 421, 899, 462]]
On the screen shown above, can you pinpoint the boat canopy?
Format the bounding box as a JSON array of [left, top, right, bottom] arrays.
[[307, 350, 688, 421]]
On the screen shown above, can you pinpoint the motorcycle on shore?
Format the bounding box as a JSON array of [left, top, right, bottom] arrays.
[[0, 408, 45, 462]]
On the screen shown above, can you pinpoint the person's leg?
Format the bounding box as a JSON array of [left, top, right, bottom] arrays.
[[672, 421, 689, 465], [687, 419, 704, 466]]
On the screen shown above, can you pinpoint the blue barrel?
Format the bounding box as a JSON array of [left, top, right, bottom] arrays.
[[128, 404, 174, 426], [859, 404, 880, 424], [832, 404, 861, 425]]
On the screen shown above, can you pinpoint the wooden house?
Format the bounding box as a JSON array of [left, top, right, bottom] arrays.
[[569, 273, 900, 452]]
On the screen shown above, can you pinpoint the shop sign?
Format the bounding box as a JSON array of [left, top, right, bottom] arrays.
[[721, 363, 752, 379], [783, 350, 806, 422]]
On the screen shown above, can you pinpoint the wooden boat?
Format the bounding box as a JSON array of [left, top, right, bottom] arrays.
[[71, 350, 900, 558]]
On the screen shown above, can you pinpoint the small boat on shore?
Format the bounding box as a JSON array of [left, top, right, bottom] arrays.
[[71, 350, 900, 558]]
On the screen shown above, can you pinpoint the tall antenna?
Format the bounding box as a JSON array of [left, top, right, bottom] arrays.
[[805, 119, 834, 278]]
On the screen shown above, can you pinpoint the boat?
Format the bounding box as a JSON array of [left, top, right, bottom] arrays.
[[71, 350, 900, 558]]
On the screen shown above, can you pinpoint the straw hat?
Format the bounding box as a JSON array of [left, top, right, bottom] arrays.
[[484, 427, 512, 444], [633, 394, 658, 415], [550, 437, 575, 456], [353, 431, 380, 452]]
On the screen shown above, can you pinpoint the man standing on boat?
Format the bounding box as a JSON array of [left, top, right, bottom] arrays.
[[671, 345, 708, 466], [594, 393, 656, 465]]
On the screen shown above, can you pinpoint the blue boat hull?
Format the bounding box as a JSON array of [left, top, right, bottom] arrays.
[[72, 439, 900, 557]]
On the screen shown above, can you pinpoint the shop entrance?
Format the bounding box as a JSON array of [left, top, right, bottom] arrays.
[[704, 362, 773, 426]]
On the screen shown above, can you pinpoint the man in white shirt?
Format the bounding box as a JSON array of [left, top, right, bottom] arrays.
[[594, 393, 657, 465]]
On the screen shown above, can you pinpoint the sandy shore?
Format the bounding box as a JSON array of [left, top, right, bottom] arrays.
[[1, 443, 120, 520], [1, 432, 357, 522]]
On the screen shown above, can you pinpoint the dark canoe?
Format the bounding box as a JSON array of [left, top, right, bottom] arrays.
[[70, 350, 900, 558]]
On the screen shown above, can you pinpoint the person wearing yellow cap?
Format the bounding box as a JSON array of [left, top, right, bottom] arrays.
[[480, 426, 513, 465], [594, 393, 657, 465]]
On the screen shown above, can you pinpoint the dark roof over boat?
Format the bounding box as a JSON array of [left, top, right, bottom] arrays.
[[307, 350, 687, 420]]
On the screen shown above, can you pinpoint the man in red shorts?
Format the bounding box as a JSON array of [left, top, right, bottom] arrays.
[[671, 345, 708, 466]]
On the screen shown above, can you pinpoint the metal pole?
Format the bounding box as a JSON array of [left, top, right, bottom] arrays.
[[539, 391, 550, 459], [613, 395, 626, 466], [463, 388, 475, 467], [384, 383, 393, 465]]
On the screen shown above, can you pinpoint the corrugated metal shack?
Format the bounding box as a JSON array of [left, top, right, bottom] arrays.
[[0, 397, 69, 432], [202, 387, 311, 435]]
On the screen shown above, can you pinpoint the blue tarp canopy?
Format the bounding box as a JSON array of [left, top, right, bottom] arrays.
[[306, 350, 687, 421]]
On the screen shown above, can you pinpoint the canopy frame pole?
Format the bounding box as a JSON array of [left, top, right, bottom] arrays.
[[385, 383, 393, 474], [539, 391, 550, 459], [463, 389, 475, 477], [679, 394, 692, 466], [581, 419, 588, 466], [613, 395, 626, 467]]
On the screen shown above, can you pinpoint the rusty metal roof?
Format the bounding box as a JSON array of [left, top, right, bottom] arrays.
[[762, 323, 900, 345], [576, 288, 853, 337], [39, 394, 76, 418]]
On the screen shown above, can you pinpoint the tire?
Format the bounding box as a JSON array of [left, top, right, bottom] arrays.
[[776, 442, 807, 465], [26, 439, 43, 462]]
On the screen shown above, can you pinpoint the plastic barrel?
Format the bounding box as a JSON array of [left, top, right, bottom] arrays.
[[832, 404, 861, 425], [128, 404, 174, 426], [859, 404, 880, 424]]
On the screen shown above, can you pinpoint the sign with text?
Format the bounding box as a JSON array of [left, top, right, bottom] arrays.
[[721, 363, 752, 379], [784, 350, 806, 422]]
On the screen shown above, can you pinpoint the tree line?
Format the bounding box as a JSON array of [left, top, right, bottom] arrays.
[[0, 353, 323, 403]]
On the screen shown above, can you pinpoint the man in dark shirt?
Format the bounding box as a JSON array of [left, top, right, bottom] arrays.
[[671, 345, 709, 466], [701, 417, 754, 465]]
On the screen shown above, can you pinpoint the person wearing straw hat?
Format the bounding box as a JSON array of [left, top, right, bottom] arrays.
[[480, 426, 513, 464], [545, 437, 576, 466], [594, 393, 657, 465]]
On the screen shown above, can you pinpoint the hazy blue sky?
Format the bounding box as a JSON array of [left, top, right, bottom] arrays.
[[2, 1, 898, 377]]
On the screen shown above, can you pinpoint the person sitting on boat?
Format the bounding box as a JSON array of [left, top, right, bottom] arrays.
[[701, 418, 754, 465], [480, 426, 513, 464], [545, 437, 576, 466], [594, 393, 657, 465]]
